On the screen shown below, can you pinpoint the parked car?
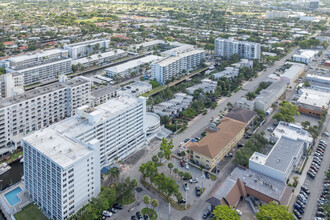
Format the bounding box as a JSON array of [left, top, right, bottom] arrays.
[[323, 132, 329, 137], [185, 163, 190, 170], [108, 207, 117, 213], [136, 211, 143, 220], [296, 200, 305, 209], [202, 210, 211, 219], [184, 182, 189, 191], [316, 212, 326, 217], [300, 191, 308, 199], [180, 160, 184, 167], [310, 166, 318, 172], [113, 203, 123, 210], [144, 214, 149, 220], [131, 216, 137, 220], [178, 199, 186, 204], [267, 127, 274, 132], [308, 171, 316, 179], [204, 171, 210, 179], [312, 163, 320, 169], [236, 209, 242, 216], [102, 211, 112, 217], [298, 194, 307, 204], [189, 178, 198, 184], [225, 153, 233, 158], [293, 209, 302, 219], [301, 186, 310, 194], [195, 186, 201, 197]]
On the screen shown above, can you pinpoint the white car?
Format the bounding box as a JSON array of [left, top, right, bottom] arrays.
[[183, 182, 189, 191], [185, 163, 190, 170], [267, 127, 274, 132], [236, 209, 242, 216], [323, 132, 329, 137]]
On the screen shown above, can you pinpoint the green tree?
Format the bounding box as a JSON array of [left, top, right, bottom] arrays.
[[301, 121, 310, 129], [183, 172, 192, 180], [153, 174, 179, 199], [246, 92, 256, 100], [173, 168, 179, 177], [158, 151, 164, 163], [273, 101, 300, 123], [151, 199, 159, 211], [213, 205, 240, 220], [256, 201, 294, 220], [143, 195, 151, 208], [152, 155, 159, 163], [107, 167, 120, 182], [178, 171, 184, 180], [168, 162, 174, 174], [139, 161, 158, 183]]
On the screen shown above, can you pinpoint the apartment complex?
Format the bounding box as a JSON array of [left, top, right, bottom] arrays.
[[151, 49, 205, 85], [187, 117, 247, 170], [0, 72, 24, 98], [64, 39, 110, 60], [6, 49, 72, 85], [186, 79, 217, 95], [23, 128, 101, 220], [153, 93, 193, 117], [0, 76, 91, 156], [214, 37, 261, 60], [293, 50, 317, 64]]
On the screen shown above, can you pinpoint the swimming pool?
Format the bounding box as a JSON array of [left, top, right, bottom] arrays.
[[4, 186, 22, 206]]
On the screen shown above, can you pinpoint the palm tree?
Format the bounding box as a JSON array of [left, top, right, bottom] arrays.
[[168, 162, 174, 174], [108, 167, 120, 182], [151, 199, 159, 211], [178, 171, 184, 180], [158, 151, 164, 164], [173, 168, 179, 178], [143, 195, 151, 208]]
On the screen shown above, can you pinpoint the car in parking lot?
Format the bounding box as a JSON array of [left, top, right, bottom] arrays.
[[323, 132, 329, 137], [310, 166, 319, 172], [195, 186, 201, 197], [202, 210, 211, 219], [185, 163, 190, 170], [136, 211, 143, 220], [298, 194, 307, 203], [108, 207, 117, 214], [113, 203, 123, 210], [301, 186, 310, 194], [144, 213, 149, 220], [300, 191, 308, 199], [183, 182, 189, 191], [293, 209, 302, 219], [296, 200, 305, 209], [267, 127, 274, 132], [131, 216, 137, 220], [316, 212, 326, 217], [178, 199, 186, 204], [180, 160, 184, 167], [102, 211, 112, 217], [189, 178, 198, 184], [225, 153, 233, 158]]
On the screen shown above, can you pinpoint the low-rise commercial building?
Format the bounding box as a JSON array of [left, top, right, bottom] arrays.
[[249, 136, 307, 183], [213, 67, 239, 80], [187, 117, 247, 170], [293, 50, 317, 64], [254, 81, 287, 112], [151, 49, 205, 85], [64, 39, 110, 60], [296, 88, 330, 117], [118, 81, 152, 97], [206, 166, 292, 210], [106, 55, 161, 78], [215, 37, 261, 60], [186, 79, 217, 95], [280, 62, 305, 86], [272, 121, 314, 146], [153, 93, 193, 117]]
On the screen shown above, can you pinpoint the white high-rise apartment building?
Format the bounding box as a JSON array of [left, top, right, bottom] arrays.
[[22, 96, 147, 219], [23, 129, 101, 220], [215, 37, 261, 60], [151, 49, 205, 85], [64, 39, 110, 60], [47, 96, 147, 167], [0, 76, 91, 156], [6, 49, 72, 85], [0, 72, 24, 98]]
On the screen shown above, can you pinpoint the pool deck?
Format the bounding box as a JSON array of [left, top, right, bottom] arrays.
[[0, 181, 31, 219]]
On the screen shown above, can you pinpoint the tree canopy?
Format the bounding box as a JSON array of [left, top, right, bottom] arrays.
[[273, 101, 300, 123], [256, 201, 294, 220], [213, 205, 240, 220]]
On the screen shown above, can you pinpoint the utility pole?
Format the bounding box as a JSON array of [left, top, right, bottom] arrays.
[[185, 188, 188, 209]]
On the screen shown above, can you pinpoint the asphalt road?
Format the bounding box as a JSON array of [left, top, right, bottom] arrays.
[[302, 116, 330, 220]]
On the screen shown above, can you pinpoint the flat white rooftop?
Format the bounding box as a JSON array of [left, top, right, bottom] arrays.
[[106, 55, 161, 74], [155, 49, 204, 67], [8, 49, 65, 62], [297, 88, 330, 108], [273, 121, 313, 144], [72, 49, 126, 65], [23, 128, 92, 169]]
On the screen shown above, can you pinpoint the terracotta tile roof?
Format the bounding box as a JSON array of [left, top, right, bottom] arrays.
[[187, 117, 247, 159], [225, 107, 257, 124]]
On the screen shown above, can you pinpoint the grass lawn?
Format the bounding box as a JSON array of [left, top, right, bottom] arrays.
[[14, 203, 47, 220], [118, 193, 136, 205], [141, 208, 158, 220], [5, 151, 23, 163]]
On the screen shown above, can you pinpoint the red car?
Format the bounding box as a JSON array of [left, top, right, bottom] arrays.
[[180, 160, 184, 167]]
